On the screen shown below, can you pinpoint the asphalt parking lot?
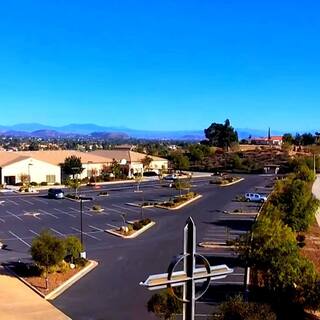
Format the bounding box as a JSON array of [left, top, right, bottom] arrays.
[[0, 175, 273, 320]]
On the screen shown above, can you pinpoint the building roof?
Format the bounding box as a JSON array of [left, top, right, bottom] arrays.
[[91, 150, 167, 163], [0, 150, 113, 167], [0, 153, 31, 167]]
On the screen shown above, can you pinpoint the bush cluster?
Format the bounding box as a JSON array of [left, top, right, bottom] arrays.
[[30, 231, 84, 274], [132, 218, 152, 230], [236, 164, 320, 314]]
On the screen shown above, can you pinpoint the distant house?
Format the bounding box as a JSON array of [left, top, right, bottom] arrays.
[[250, 136, 283, 146]]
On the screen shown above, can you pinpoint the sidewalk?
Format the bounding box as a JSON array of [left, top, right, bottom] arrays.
[[312, 174, 320, 226], [0, 266, 70, 320]]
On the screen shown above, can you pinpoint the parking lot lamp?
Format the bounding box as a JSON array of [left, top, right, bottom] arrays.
[[78, 196, 93, 259]]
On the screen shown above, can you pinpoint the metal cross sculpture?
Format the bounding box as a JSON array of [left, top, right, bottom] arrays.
[[140, 217, 233, 320]]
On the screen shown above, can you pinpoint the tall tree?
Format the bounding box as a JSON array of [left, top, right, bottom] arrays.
[[62, 156, 84, 179], [141, 155, 153, 172], [204, 119, 238, 150]]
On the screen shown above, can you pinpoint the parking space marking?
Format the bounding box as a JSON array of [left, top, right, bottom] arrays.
[[112, 204, 138, 213], [9, 231, 31, 247], [29, 229, 40, 236], [34, 198, 49, 205], [89, 225, 105, 232], [7, 200, 19, 206], [71, 227, 100, 240], [38, 209, 59, 219], [54, 208, 76, 218], [20, 198, 34, 205], [50, 228, 66, 237], [0, 217, 5, 223], [6, 210, 23, 221], [106, 223, 119, 229]]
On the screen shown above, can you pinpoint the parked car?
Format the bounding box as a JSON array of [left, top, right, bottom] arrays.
[[48, 188, 64, 199], [164, 174, 178, 181], [245, 193, 267, 203]]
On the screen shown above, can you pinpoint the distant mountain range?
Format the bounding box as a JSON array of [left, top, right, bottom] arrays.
[[0, 123, 302, 140]]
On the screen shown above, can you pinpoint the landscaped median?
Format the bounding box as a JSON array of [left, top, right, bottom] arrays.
[[3, 230, 98, 301], [198, 241, 235, 250], [209, 176, 244, 187], [106, 218, 155, 239], [155, 192, 202, 210], [4, 259, 98, 300]]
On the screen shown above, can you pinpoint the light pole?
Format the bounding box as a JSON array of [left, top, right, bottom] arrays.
[[78, 196, 93, 259]]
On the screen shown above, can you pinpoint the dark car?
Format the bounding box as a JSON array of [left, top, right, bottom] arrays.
[[48, 188, 64, 199]]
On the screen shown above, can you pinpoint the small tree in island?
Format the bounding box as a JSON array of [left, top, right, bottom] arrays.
[[62, 156, 84, 197], [30, 230, 66, 290]]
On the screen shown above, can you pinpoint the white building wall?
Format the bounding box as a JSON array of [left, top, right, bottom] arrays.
[[1, 158, 61, 185]]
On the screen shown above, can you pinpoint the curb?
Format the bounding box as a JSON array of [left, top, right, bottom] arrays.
[[219, 178, 244, 187], [198, 242, 235, 249], [105, 221, 155, 239], [155, 195, 202, 211], [4, 260, 98, 301], [225, 211, 258, 216]]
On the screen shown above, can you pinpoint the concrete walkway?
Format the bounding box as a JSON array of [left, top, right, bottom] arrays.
[[312, 174, 320, 226], [0, 267, 71, 320]]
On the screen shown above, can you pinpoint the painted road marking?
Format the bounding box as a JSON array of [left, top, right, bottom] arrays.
[[7, 200, 19, 206], [0, 217, 5, 223], [34, 198, 49, 204], [50, 228, 66, 237], [54, 208, 76, 218], [112, 204, 138, 213], [20, 198, 34, 205], [38, 209, 59, 219], [89, 225, 105, 232], [29, 229, 40, 236], [70, 207, 92, 217], [9, 231, 31, 247], [71, 227, 100, 240], [6, 210, 23, 221]]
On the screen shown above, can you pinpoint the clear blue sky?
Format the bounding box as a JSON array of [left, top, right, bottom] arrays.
[[0, 0, 319, 131]]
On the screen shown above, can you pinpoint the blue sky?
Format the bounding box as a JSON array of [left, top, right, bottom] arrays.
[[0, 0, 319, 131]]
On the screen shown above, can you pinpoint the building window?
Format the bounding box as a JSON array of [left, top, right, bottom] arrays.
[[46, 175, 56, 184]]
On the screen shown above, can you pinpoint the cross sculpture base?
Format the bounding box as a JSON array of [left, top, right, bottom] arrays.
[[140, 217, 233, 320]]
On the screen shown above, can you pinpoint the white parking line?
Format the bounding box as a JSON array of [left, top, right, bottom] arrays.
[[89, 225, 105, 232], [106, 223, 119, 229], [70, 207, 93, 217], [9, 231, 31, 247], [0, 217, 5, 223], [34, 198, 49, 204], [38, 209, 59, 219], [7, 200, 19, 206], [112, 204, 138, 213], [20, 198, 34, 205], [6, 210, 23, 221], [50, 228, 66, 237], [54, 208, 76, 218], [29, 229, 40, 236], [71, 227, 100, 240]]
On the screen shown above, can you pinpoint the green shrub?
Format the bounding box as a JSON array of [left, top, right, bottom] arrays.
[[140, 218, 151, 226], [30, 181, 38, 186], [64, 236, 83, 263], [30, 230, 66, 272], [218, 295, 276, 320], [40, 182, 48, 186], [133, 221, 142, 230]]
